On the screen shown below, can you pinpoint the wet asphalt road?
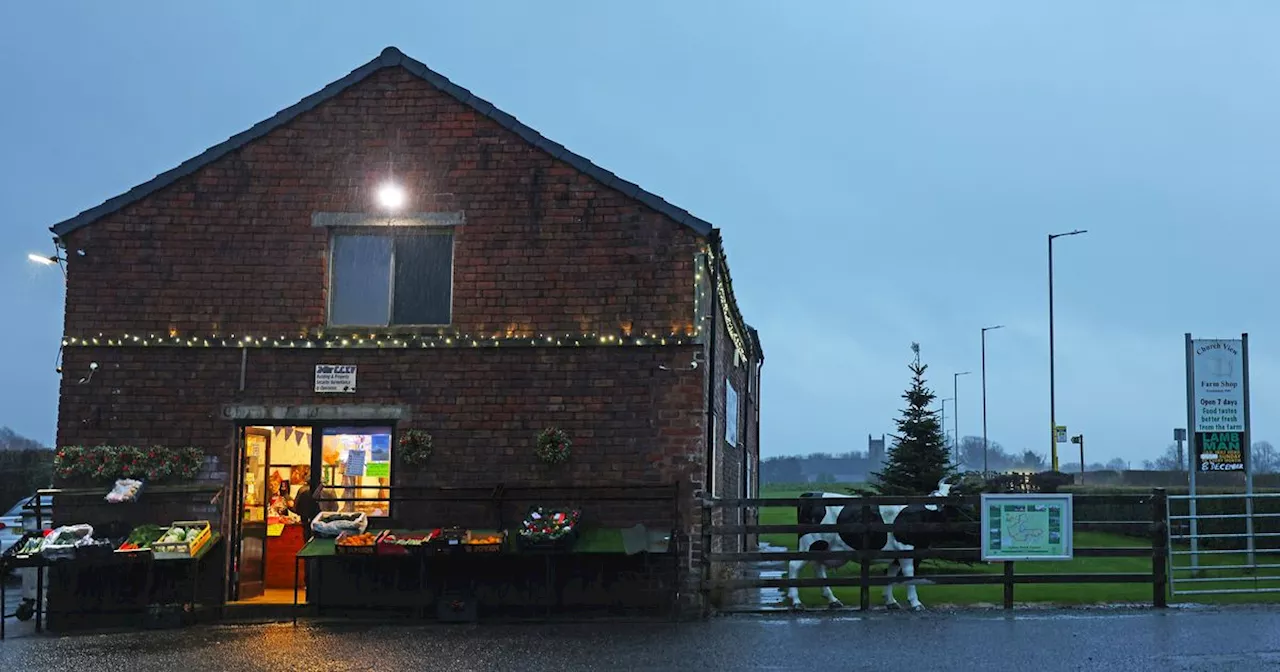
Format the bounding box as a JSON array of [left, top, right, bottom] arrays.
[[2, 606, 1279, 671]]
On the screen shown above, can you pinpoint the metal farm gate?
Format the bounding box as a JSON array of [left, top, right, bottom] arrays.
[[1166, 492, 1280, 596]]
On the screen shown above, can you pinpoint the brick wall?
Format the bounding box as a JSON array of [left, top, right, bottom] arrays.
[[56, 66, 701, 341], [55, 345, 705, 527]]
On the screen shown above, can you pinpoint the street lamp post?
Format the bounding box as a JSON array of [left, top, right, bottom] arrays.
[[981, 326, 1004, 476], [939, 397, 953, 445], [953, 371, 971, 467], [1049, 229, 1087, 472]]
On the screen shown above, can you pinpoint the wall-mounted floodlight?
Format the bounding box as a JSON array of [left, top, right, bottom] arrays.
[[377, 182, 406, 211]]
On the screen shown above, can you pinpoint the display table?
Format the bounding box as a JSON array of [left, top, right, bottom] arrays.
[[292, 526, 675, 624], [1, 533, 223, 639]]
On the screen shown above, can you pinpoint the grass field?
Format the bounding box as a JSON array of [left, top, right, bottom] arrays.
[[749, 483, 1280, 607]]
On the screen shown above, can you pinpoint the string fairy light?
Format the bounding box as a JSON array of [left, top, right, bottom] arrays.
[[61, 330, 696, 350]]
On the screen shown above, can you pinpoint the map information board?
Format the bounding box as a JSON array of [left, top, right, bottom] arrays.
[[980, 493, 1074, 561]]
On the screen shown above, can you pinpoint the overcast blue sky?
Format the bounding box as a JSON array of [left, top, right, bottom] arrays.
[[2, 2, 1277, 465]]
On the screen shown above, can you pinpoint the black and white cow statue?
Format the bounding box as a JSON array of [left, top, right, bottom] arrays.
[[785, 479, 976, 611]]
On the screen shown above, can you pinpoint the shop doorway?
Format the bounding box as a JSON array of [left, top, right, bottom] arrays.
[[229, 423, 395, 604], [231, 425, 316, 603]]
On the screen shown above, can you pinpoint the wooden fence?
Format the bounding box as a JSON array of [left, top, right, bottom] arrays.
[[701, 489, 1169, 610]]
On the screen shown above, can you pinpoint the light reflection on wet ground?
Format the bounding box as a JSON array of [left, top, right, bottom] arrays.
[[2, 605, 1280, 671]]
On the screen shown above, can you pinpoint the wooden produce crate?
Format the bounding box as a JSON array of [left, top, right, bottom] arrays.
[[152, 520, 212, 560], [463, 529, 506, 554], [335, 530, 382, 556]]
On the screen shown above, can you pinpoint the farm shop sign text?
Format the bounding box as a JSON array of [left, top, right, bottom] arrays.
[[315, 364, 357, 393], [1196, 431, 1244, 472], [1192, 339, 1244, 433]]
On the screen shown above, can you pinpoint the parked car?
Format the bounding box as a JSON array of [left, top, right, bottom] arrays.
[[0, 495, 54, 556]]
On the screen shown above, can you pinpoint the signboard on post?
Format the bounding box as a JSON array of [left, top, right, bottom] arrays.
[[1184, 333, 1254, 571], [1054, 426, 1067, 443], [980, 493, 1074, 561], [1188, 338, 1248, 472], [315, 364, 357, 393]]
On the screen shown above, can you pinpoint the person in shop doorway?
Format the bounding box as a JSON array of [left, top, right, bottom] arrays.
[[293, 482, 320, 542], [292, 482, 322, 599]]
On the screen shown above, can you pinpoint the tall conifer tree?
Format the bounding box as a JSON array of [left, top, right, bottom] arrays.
[[871, 343, 955, 495]]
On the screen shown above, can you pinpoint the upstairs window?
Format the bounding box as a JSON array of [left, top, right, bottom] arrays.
[[328, 229, 454, 327]]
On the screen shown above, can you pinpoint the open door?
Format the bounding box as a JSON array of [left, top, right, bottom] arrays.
[[234, 427, 269, 601]]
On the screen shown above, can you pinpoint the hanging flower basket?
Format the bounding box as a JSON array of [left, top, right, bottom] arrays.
[[399, 429, 434, 467], [534, 427, 572, 465], [517, 506, 581, 551]]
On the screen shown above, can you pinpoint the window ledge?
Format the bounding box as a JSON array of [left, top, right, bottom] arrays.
[[312, 212, 465, 228], [321, 325, 455, 336]]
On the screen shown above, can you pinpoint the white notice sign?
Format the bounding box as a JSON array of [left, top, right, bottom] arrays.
[[1192, 339, 1244, 432], [315, 364, 357, 393]]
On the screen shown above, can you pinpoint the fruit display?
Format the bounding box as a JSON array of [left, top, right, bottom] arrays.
[[335, 530, 381, 555], [117, 524, 165, 553], [336, 531, 377, 547], [465, 531, 505, 545], [464, 530, 506, 553]]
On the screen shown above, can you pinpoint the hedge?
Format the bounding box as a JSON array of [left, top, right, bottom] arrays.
[[0, 450, 53, 511]]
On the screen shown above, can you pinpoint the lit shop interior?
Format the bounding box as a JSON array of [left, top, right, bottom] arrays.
[[233, 425, 391, 602]]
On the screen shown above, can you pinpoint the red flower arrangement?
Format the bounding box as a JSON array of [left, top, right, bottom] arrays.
[[519, 507, 581, 542], [54, 445, 204, 483]]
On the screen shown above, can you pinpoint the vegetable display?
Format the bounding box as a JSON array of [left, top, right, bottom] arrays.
[[117, 524, 164, 551], [47, 525, 94, 547], [159, 525, 200, 545], [15, 535, 44, 556], [380, 532, 430, 548], [42, 524, 96, 560]]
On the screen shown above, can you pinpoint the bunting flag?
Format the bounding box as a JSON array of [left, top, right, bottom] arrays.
[[283, 427, 294, 444]]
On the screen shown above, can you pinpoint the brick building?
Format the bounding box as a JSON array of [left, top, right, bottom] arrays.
[[46, 47, 762, 612]]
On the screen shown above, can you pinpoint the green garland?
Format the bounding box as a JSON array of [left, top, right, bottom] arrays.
[[54, 445, 204, 483], [534, 427, 572, 465]]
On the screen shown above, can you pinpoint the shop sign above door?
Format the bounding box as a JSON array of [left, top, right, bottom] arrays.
[[315, 364, 357, 393]]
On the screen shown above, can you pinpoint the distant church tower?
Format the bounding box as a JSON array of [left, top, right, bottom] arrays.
[[868, 434, 886, 465]]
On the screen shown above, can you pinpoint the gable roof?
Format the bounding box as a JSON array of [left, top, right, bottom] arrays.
[[50, 46, 714, 238]]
